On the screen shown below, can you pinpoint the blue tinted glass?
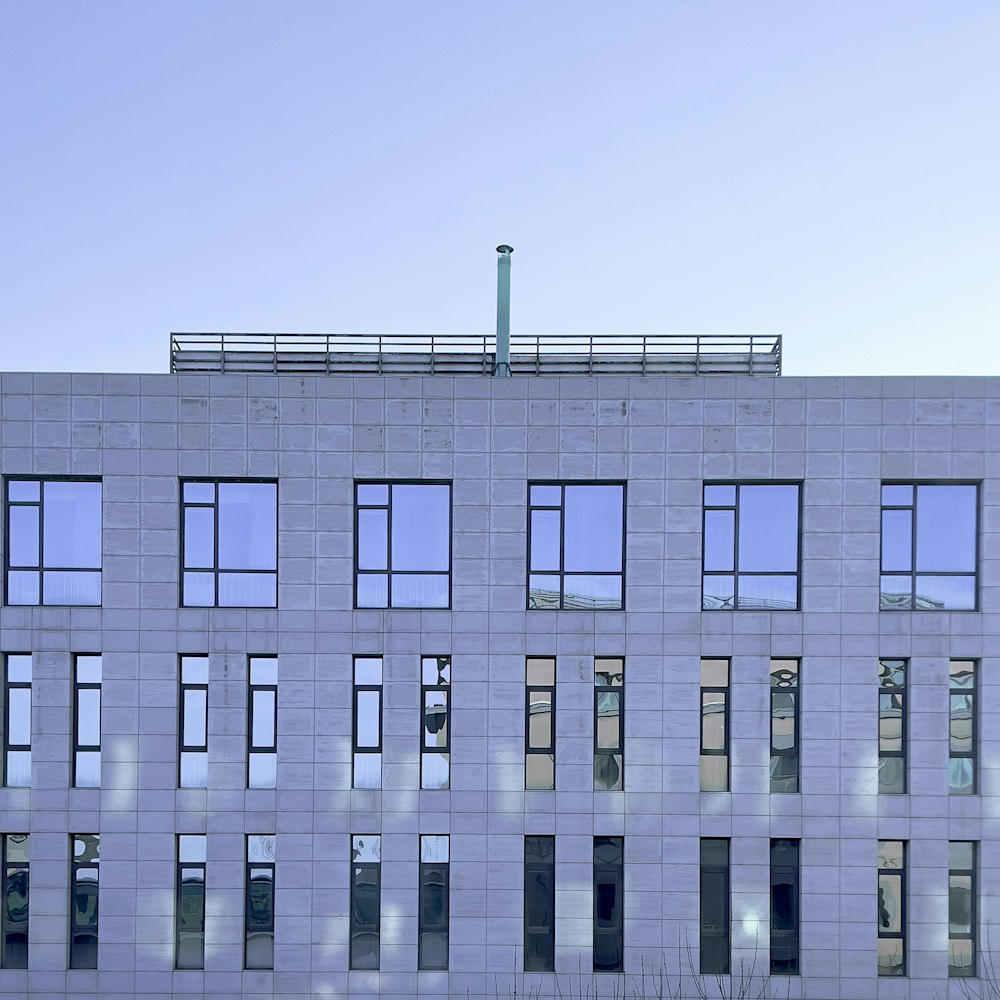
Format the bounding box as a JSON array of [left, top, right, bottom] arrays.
[[43, 481, 101, 568], [43, 571, 101, 605], [563, 486, 622, 572], [704, 485, 736, 506], [881, 509, 912, 571], [357, 509, 388, 570], [530, 485, 561, 506], [356, 574, 388, 608], [7, 506, 39, 567], [737, 575, 797, 610], [357, 483, 389, 506], [563, 574, 622, 609], [737, 486, 798, 573], [183, 572, 215, 607], [184, 507, 215, 569], [879, 576, 912, 610], [915, 486, 976, 572], [218, 572, 276, 607], [6, 571, 39, 605], [703, 509, 734, 571], [530, 510, 561, 571], [391, 485, 449, 571], [703, 575, 734, 610], [914, 575, 975, 610], [218, 483, 276, 571], [184, 482, 215, 503], [7, 481, 39, 502], [391, 573, 449, 607], [881, 485, 913, 506]]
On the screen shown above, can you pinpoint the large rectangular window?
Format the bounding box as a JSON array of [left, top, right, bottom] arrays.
[[524, 836, 555, 972], [181, 480, 277, 608], [878, 658, 906, 794], [1, 834, 28, 969], [245, 835, 275, 970], [593, 836, 624, 973], [528, 483, 625, 609], [3, 654, 31, 787], [950, 660, 976, 795], [700, 838, 730, 974], [353, 657, 382, 789], [702, 483, 800, 610], [594, 658, 624, 791], [70, 834, 99, 969], [770, 839, 799, 975], [421, 656, 451, 790], [176, 835, 206, 970], [525, 657, 556, 790], [770, 659, 799, 793], [355, 482, 451, 608], [247, 657, 277, 789], [73, 655, 101, 788], [877, 840, 905, 976], [418, 835, 449, 970], [949, 841, 976, 977], [700, 658, 728, 792], [178, 656, 208, 788], [880, 483, 977, 610], [351, 835, 381, 970], [5, 478, 102, 606]]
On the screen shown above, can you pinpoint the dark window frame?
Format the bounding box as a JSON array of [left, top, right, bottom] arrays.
[[702, 481, 802, 611], [877, 840, 906, 977], [527, 481, 627, 610], [699, 658, 729, 792], [178, 655, 209, 789], [350, 836, 381, 971], [72, 655, 101, 789], [175, 834, 206, 971], [594, 658, 624, 791], [770, 659, 800, 794], [354, 480, 453, 610], [700, 838, 731, 975], [3, 653, 31, 787], [420, 655, 451, 790], [879, 481, 979, 612], [949, 659, 977, 795], [878, 658, 907, 795], [525, 657, 556, 791], [244, 835, 275, 971], [1, 834, 28, 969], [179, 478, 278, 609], [70, 833, 99, 970], [418, 836, 450, 971], [352, 656, 383, 789], [524, 836, 555, 972], [949, 841, 976, 978], [247, 656, 277, 789], [593, 836, 624, 973], [4, 476, 103, 607], [769, 838, 799, 975]]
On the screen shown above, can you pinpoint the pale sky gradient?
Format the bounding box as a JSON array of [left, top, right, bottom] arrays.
[[2, 2, 999, 376]]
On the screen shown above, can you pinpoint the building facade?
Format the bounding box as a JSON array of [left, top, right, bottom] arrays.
[[0, 340, 996, 999]]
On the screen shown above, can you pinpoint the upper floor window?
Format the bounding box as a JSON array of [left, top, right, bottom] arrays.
[[181, 480, 277, 608], [355, 482, 451, 609], [880, 483, 977, 610], [5, 479, 101, 606], [703, 483, 800, 610], [528, 483, 625, 610]]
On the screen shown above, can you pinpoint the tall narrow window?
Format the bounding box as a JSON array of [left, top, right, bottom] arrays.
[[878, 658, 906, 794], [880, 483, 978, 610], [527, 483, 625, 609], [245, 835, 275, 970], [5, 478, 102, 606], [525, 657, 556, 790], [351, 835, 381, 970], [1, 834, 28, 969], [70, 834, 99, 969], [700, 658, 728, 791], [181, 479, 277, 608], [176, 835, 206, 970], [73, 655, 101, 788], [593, 836, 624, 972], [700, 838, 730, 974], [178, 656, 208, 788], [594, 658, 624, 790], [949, 841, 976, 977], [3, 654, 31, 787], [770, 839, 799, 974], [703, 483, 800, 610], [418, 835, 449, 970], [770, 659, 799, 793], [353, 657, 382, 789], [355, 482, 451, 608], [247, 657, 277, 789], [421, 656, 451, 790], [950, 660, 976, 795], [877, 840, 906, 976], [524, 836, 555, 972]]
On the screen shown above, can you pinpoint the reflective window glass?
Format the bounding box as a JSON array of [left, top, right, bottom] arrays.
[[877, 840, 906, 977]]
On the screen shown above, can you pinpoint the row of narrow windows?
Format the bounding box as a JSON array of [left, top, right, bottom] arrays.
[[3, 478, 980, 611], [0, 833, 977, 979], [2, 654, 977, 795]]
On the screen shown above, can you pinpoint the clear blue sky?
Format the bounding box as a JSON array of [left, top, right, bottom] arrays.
[[2, 2, 998, 376]]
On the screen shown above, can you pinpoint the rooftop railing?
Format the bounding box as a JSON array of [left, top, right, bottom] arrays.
[[169, 332, 782, 376]]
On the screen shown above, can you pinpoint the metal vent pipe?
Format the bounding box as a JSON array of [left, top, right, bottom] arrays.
[[493, 244, 513, 376]]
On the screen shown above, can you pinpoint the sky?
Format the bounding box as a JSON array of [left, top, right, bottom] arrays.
[[2, 2, 999, 377]]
